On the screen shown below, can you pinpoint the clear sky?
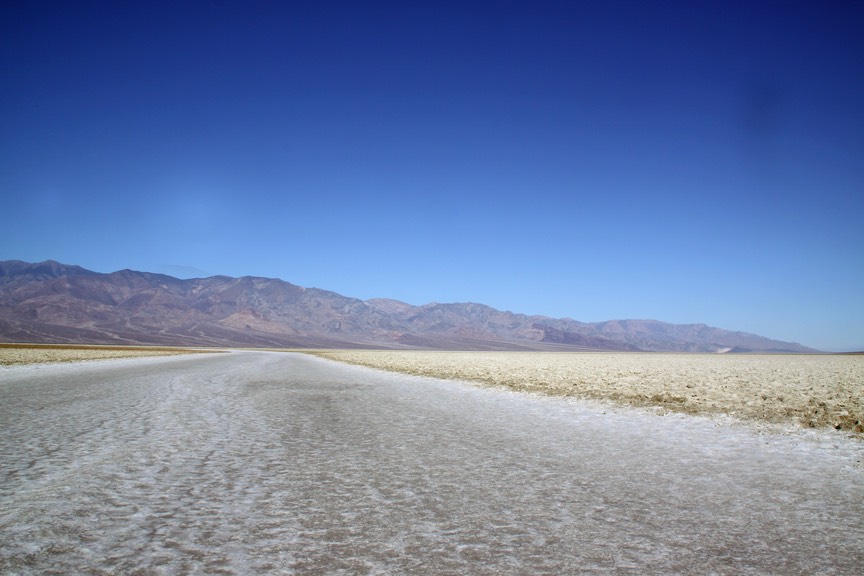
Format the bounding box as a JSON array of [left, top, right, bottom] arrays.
[[2, 1, 863, 351]]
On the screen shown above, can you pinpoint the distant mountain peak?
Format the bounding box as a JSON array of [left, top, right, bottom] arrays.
[[0, 259, 819, 352]]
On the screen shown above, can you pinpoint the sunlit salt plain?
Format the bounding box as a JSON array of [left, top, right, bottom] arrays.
[[0, 344, 209, 366], [310, 350, 864, 432], [1, 351, 862, 574]]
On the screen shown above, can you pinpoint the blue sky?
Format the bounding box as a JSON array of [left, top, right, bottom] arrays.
[[2, 1, 862, 351]]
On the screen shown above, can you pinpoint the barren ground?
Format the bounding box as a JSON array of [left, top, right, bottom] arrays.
[[0, 343, 216, 366], [306, 350, 864, 433], [1, 351, 862, 574]]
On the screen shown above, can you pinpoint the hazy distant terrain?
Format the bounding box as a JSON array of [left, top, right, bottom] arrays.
[[0, 260, 815, 352], [0, 343, 212, 366]]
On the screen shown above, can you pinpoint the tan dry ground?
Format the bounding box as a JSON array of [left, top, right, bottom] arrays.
[[307, 350, 864, 433], [0, 343, 217, 366]]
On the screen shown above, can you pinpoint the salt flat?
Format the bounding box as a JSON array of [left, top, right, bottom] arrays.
[[0, 343, 211, 366], [1, 351, 862, 574], [310, 350, 864, 432]]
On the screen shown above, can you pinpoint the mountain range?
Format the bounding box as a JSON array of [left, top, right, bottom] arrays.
[[0, 260, 816, 353]]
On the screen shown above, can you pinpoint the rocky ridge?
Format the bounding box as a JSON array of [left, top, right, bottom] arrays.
[[0, 260, 816, 352]]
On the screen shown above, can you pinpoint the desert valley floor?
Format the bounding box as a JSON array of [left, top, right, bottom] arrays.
[[307, 350, 864, 433], [2, 346, 862, 433], [1, 350, 862, 574]]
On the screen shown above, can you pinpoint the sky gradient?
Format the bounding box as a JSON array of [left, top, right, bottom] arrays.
[[2, 1, 863, 351]]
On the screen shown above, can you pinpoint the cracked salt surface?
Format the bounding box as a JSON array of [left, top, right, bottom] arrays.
[[1, 351, 862, 574]]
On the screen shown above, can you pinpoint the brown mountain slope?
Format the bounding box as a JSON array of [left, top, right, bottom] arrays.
[[0, 260, 817, 352]]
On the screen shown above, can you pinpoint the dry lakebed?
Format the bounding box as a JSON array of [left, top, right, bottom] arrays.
[[3, 344, 862, 434], [1, 347, 862, 573], [0, 343, 216, 365], [308, 350, 864, 434]]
